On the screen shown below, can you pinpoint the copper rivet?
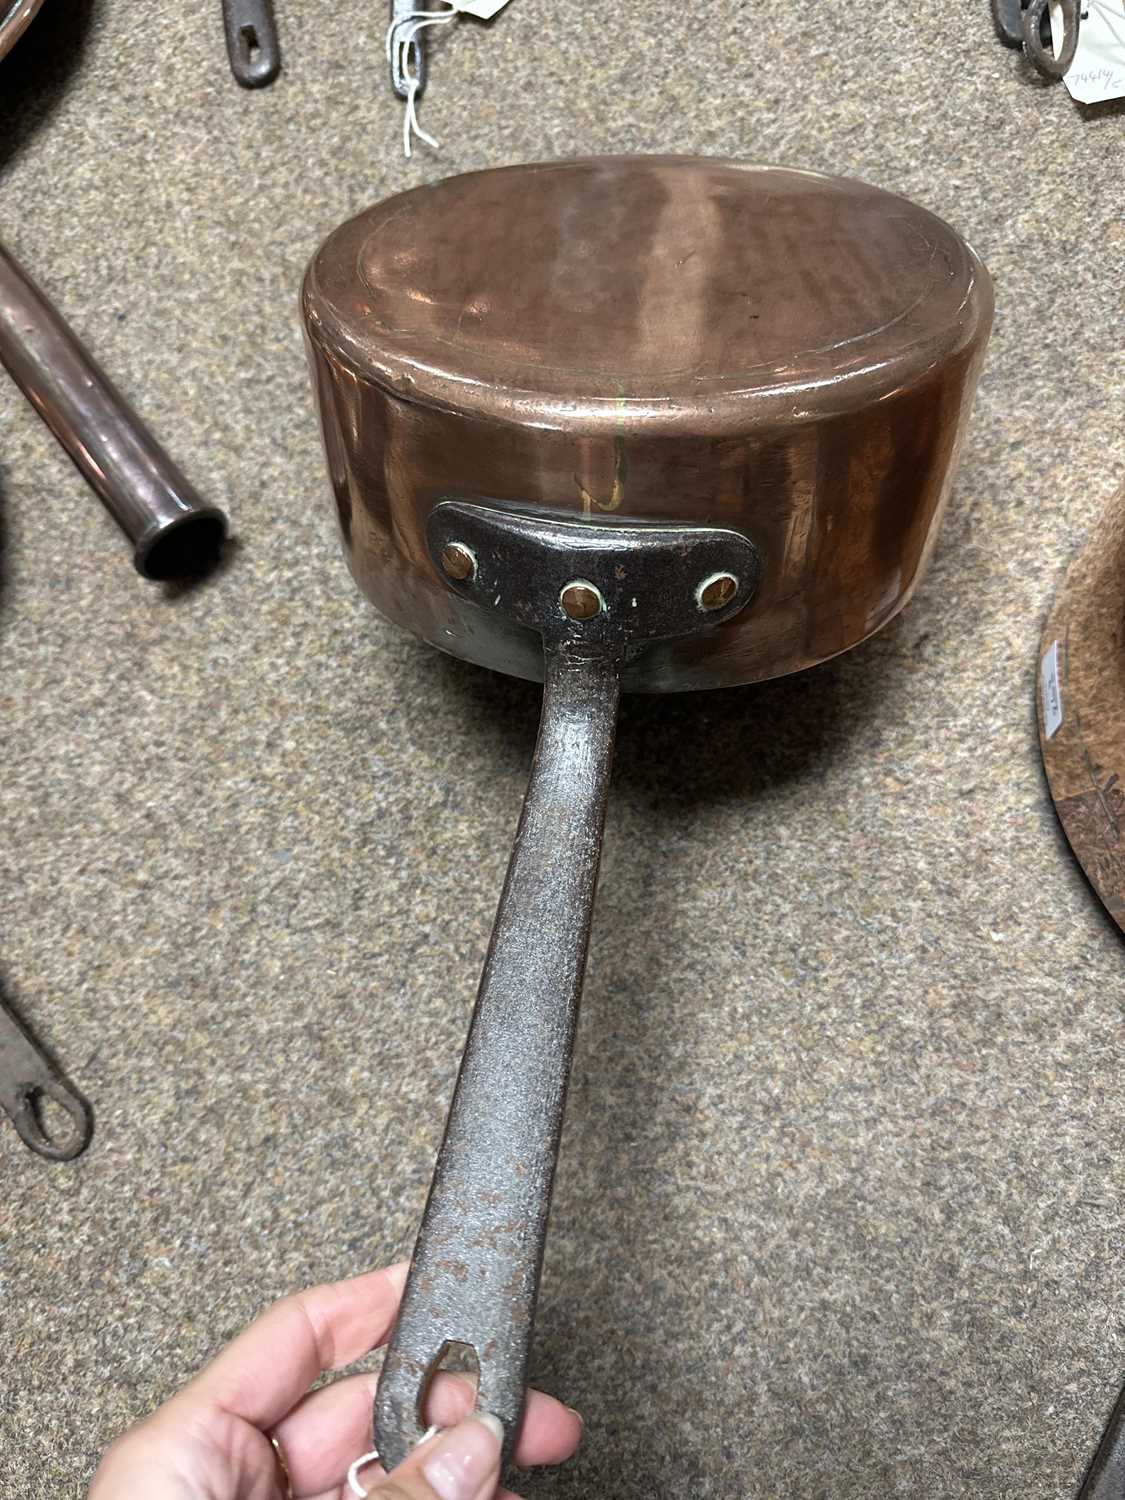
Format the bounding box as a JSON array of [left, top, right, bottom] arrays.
[[441, 542, 475, 582], [698, 573, 737, 611], [560, 581, 603, 621]]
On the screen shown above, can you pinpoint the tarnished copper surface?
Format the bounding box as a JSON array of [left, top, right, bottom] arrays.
[[303, 157, 992, 690], [1037, 484, 1125, 932], [0, 0, 45, 60], [0, 242, 228, 578]]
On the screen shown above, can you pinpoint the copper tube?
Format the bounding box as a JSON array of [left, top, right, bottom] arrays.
[[0, 242, 226, 579]]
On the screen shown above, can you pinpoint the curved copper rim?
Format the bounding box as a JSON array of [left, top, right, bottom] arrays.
[[0, 0, 45, 61], [302, 156, 995, 439], [1037, 484, 1125, 933]]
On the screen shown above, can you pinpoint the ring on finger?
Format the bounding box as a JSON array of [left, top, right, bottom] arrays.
[[270, 1432, 295, 1500]]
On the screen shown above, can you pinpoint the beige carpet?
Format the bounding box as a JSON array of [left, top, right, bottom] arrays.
[[1, 1, 1124, 1495]]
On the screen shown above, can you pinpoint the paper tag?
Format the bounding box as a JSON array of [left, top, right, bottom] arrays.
[[1063, 0, 1125, 104], [448, 0, 512, 17], [1041, 639, 1064, 739]]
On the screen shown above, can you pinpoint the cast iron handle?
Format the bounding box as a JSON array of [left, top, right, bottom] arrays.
[[1022, 0, 1079, 76], [222, 0, 281, 87], [374, 642, 620, 1467], [372, 501, 760, 1469], [0, 1000, 91, 1161]]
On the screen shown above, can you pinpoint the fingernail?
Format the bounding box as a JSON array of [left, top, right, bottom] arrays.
[[421, 1413, 503, 1500], [566, 1405, 585, 1431]]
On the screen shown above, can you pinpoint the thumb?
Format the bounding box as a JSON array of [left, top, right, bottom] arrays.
[[372, 1414, 504, 1500]]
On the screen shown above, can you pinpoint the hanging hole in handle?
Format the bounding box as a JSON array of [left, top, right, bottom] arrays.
[[1022, 0, 1079, 76], [240, 24, 260, 63], [13, 1081, 92, 1160], [419, 1340, 482, 1432]]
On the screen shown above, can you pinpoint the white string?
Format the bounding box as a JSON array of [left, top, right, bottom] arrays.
[[385, 6, 458, 157], [346, 1425, 442, 1496], [383, 8, 450, 62], [346, 1450, 380, 1497], [404, 70, 439, 156]]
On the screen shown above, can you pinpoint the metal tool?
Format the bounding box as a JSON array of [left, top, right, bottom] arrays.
[[221, 0, 281, 87], [303, 156, 993, 1468], [991, 0, 1081, 77], [0, 995, 91, 1160], [0, 243, 227, 579], [1023, 0, 1080, 76]]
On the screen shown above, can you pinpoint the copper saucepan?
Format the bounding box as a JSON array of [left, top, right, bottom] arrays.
[[303, 156, 993, 1468]]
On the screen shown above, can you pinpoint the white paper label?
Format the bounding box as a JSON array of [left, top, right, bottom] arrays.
[[449, 0, 513, 17], [1041, 639, 1064, 739], [1063, 0, 1125, 104]]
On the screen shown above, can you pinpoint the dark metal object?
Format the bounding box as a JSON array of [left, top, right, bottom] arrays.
[[390, 0, 427, 100], [993, 0, 1025, 45], [0, 243, 227, 579], [993, 0, 1038, 46], [1023, 0, 1080, 77], [373, 501, 758, 1469], [991, 0, 1081, 74], [1079, 1382, 1125, 1499], [0, 998, 91, 1160], [427, 502, 761, 652], [222, 0, 281, 87]]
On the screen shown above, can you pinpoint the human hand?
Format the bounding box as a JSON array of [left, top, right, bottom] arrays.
[[89, 1262, 581, 1500]]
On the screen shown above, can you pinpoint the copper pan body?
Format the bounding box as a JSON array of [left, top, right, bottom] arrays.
[[303, 156, 993, 692]]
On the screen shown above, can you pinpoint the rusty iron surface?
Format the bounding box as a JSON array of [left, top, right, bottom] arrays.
[[372, 502, 758, 1468]]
